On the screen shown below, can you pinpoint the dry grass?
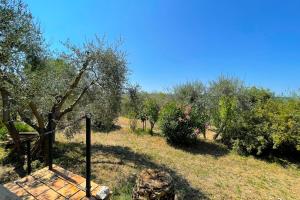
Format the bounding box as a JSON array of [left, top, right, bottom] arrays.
[[1, 118, 300, 199], [55, 124, 300, 199], [116, 117, 161, 134]]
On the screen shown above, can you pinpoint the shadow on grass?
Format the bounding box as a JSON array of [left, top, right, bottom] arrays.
[[168, 139, 229, 158], [92, 124, 122, 133], [0, 147, 45, 184], [53, 141, 209, 200], [0, 147, 28, 178], [128, 128, 162, 137], [255, 150, 300, 169]]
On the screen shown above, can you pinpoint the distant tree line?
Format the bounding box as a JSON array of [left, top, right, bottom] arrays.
[[122, 77, 300, 159]]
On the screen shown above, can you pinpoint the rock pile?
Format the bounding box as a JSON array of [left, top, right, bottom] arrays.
[[132, 169, 175, 200]]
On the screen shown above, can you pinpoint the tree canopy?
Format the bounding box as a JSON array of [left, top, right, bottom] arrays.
[[0, 0, 128, 162]]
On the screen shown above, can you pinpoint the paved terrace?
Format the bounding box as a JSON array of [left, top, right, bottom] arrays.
[[2, 165, 101, 200]]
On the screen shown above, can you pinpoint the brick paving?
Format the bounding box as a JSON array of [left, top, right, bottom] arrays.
[[3, 165, 100, 200]]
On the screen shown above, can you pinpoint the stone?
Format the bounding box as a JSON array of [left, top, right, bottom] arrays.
[[96, 186, 111, 200], [132, 169, 175, 200]]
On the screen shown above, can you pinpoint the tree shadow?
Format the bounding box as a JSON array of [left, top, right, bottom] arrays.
[[0, 149, 30, 184], [2, 150, 27, 177], [168, 139, 229, 158], [255, 150, 300, 169], [53, 141, 209, 200], [91, 124, 122, 134], [130, 128, 162, 137]]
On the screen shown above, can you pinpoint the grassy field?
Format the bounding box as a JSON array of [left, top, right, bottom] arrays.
[[1, 118, 300, 199]]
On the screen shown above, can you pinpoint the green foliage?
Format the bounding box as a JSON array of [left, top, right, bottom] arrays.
[[215, 95, 239, 143], [14, 122, 34, 132], [173, 81, 206, 104], [159, 102, 200, 145], [126, 85, 144, 118], [0, 0, 44, 71], [173, 81, 209, 138], [224, 88, 274, 155], [208, 76, 243, 139], [269, 98, 300, 152], [112, 180, 135, 200], [85, 46, 127, 131], [122, 85, 145, 132], [88, 81, 126, 132], [0, 126, 7, 141], [210, 84, 300, 157], [144, 98, 160, 134], [0, 122, 33, 141]]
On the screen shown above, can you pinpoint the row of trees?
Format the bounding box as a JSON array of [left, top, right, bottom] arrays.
[[0, 0, 127, 164], [208, 78, 300, 157], [122, 85, 160, 134], [123, 78, 300, 158]]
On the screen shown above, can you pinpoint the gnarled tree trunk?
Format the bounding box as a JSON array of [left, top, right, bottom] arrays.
[[0, 88, 22, 152], [0, 88, 24, 164]]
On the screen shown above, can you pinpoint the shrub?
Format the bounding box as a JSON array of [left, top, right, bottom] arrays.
[[88, 89, 123, 131], [216, 87, 274, 155], [215, 87, 300, 157], [0, 121, 7, 141], [0, 126, 8, 141], [159, 102, 201, 145], [269, 98, 300, 154], [144, 98, 160, 134], [207, 76, 243, 140], [173, 81, 209, 138]]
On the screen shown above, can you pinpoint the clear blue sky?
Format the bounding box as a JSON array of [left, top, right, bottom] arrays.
[[25, 0, 300, 95]]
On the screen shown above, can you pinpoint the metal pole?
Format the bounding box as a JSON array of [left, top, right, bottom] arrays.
[[48, 113, 53, 170], [26, 140, 31, 175], [86, 115, 91, 197]]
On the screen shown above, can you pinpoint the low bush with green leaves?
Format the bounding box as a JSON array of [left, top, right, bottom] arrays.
[[144, 98, 160, 134], [159, 102, 202, 145], [0, 126, 8, 141]]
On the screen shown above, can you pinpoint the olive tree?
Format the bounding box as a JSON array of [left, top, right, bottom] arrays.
[[144, 98, 160, 134], [122, 85, 143, 131], [173, 81, 206, 104], [173, 81, 209, 138], [1, 0, 128, 163], [19, 39, 127, 161], [0, 0, 44, 157], [207, 76, 243, 140]]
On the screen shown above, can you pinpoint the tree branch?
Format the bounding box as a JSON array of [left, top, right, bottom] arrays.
[[29, 101, 45, 128], [0, 87, 23, 154], [53, 59, 90, 112], [59, 83, 93, 119], [18, 111, 42, 133]]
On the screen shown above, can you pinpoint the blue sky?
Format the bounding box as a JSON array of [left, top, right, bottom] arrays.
[[25, 0, 300, 95]]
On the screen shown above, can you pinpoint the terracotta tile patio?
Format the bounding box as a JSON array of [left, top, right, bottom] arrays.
[[3, 165, 100, 200]]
